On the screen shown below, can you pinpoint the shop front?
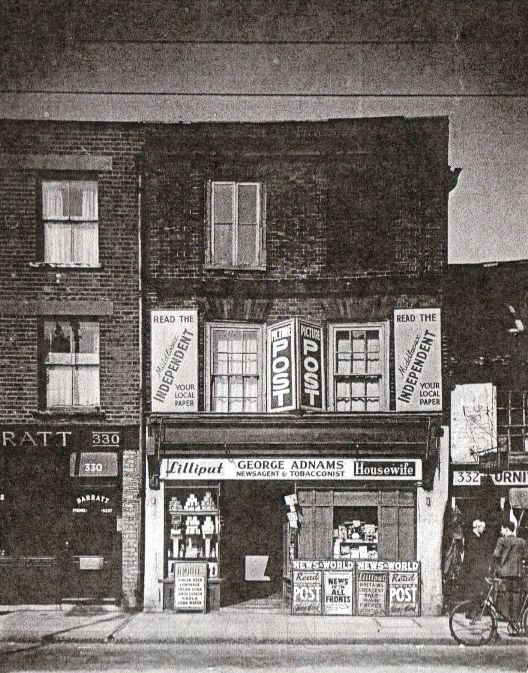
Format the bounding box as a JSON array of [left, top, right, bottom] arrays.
[[0, 425, 136, 605], [143, 414, 441, 615]]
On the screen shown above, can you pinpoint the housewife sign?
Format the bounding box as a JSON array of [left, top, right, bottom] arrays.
[[151, 310, 198, 412], [394, 309, 442, 412]]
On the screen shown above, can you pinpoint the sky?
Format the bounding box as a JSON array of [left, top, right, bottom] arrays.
[[1, 0, 527, 264]]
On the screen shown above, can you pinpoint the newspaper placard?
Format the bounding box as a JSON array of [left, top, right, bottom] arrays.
[[291, 569, 322, 615], [356, 570, 387, 615], [323, 570, 354, 615], [388, 570, 420, 616]]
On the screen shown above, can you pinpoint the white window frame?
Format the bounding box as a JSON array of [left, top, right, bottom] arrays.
[[41, 179, 99, 267], [327, 322, 390, 412], [43, 320, 100, 408], [205, 322, 264, 412], [206, 181, 266, 269]]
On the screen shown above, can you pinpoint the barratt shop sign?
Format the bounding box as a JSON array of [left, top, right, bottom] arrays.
[[151, 309, 198, 413], [394, 308, 442, 412], [161, 457, 422, 481]]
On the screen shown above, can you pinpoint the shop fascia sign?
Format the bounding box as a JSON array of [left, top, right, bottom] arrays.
[[0, 426, 136, 451], [160, 457, 422, 481], [267, 318, 325, 412], [151, 309, 198, 413], [452, 467, 528, 487], [394, 308, 442, 411]]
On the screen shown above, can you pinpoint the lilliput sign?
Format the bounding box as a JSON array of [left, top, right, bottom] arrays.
[[151, 310, 198, 413], [394, 309, 442, 412]]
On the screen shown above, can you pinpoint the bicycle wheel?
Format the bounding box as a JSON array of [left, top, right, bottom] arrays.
[[449, 600, 497, 646], [522, 606, 528, 636]]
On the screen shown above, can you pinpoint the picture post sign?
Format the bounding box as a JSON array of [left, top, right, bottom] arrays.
[[394, 308, 442, 412], [151, 309, 198, 413], [268, 319, 296, 412], [173, 561, 208, 612]]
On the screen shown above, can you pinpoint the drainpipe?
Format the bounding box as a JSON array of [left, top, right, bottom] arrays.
[[136, 172, 145, 608]]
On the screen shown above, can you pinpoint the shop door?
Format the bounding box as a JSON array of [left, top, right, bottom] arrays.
[[221, 482, 289, 606], [61, 490, 121, 602]]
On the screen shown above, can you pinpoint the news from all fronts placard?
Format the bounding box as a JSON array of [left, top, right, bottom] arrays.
[[394, 308, 442, 412], [160, 457, 422, 481], [151, 310, 198, 413]]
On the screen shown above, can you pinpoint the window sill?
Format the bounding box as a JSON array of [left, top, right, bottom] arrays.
[[34, 407, 106, 420], [29, 262, 102, 270], [204, 264, 267, 272]]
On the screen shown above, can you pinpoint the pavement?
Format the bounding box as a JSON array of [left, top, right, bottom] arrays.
[[0, 605, 460, 646]]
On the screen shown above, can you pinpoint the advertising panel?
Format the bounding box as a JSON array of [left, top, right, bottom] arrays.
[[323, 570, 354, 615], [173, 561, 208, 612], [451, 383, 496, 464], [356, 570, 387, 615], [161, 457, 422, 481], [388, 570, 420, 615], [394, 308, 442, 412], [151, 310, 198, 413], [291, 569, 323, 615], [298, 321, 325, 411], [267, 319, 296, 412]]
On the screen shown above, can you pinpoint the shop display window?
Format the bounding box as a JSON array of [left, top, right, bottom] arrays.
[[166, 487, 220, 579], [333, 506, 378, 560]]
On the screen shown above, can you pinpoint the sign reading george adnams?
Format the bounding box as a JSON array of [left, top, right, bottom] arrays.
[[394, 308, 442, 412], [161, 457, 422, 481], [151, 309, 198, 413]]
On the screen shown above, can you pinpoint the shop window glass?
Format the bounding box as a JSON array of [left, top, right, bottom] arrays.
[[43, 320, 100, 408], [207, 181, 265, 268], [42, 180, 99, 266], [333, 506, 379, 560], [329, 324, 388, 411], [207, 324, 262, 412]]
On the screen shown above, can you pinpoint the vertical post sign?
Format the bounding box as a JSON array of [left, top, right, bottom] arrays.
[[267, 319, 324, 412], [268, 319, 296, 412], [298, 321, 325, 411], [151, 309, 198, 412], [394, 308, 442, 412]]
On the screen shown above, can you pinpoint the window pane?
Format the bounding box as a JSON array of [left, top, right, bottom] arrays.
[[366, 330, 380, 353], [336, 398, 351, 412], [367, 356, 380, 375], [243, 352, 258, 375], [366, 379, 379, 398], [45, 321, 73, 357], [351, 398, 365, 411], [336, 380, 350, 399], [45, 222, 72, 263], [351, 379, 365, 399], [213, 184, 233, 223], [244, 376, 258, 400], [336, 331, 351, 352], [74, 222, 98, 265], [237, 223, 258, 265], [352, 354, 366, 375], [336, 352, 351, 374], [42, 182, 68, 220], [68, 181, 98, 221], [352, 332, 365, 352], [238, 184, 258, 224], [230, 376, 243, 400], [75, 367, 100, 406], [213, 223, 233, 265], [77, 322, 99, 355], [47, 366, 73, 406]]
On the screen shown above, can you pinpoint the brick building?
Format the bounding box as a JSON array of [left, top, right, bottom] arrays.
[[0, 121, 144, 607], [142, 118, 457, 615]]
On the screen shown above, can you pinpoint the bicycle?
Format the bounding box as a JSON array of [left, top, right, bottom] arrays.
[[449, 577, 528, 646]]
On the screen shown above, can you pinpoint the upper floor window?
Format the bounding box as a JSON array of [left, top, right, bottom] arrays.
[[328, 323, 389, 412], [43, 320, 100, 408], [207, 181, 265, 269], [205, 323, 263, 412], [42, 180, 99, 266]]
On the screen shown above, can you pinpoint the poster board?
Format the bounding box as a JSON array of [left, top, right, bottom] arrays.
[[173, 561, 208, 613], [323, 570, 354, 615], [356, 570, 387, 615], [291, 568, 323, 614], [388, 570, 420, 616]]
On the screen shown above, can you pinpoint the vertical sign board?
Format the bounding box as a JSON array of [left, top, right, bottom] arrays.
[[151, 310, 198, 412], [298, 320, 325, 411], [356, 570, 387, 616], [173, 561, 208, 612], [394, 308, 442, 412], [291, 569, 323, 615], [268, 319, 297, 412], [451, 383, 497, 464], [323, 570, 354, 615], [388, 571, 420, 616]]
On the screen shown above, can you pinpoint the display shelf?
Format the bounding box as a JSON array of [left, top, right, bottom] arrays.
[[169, 510, 219, 516]]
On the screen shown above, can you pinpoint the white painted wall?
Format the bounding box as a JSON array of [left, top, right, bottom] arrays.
[[417, 426, 450, 615], [143, 471, 165, 611]]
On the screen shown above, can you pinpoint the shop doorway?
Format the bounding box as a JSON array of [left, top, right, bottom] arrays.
[[220, 481, 293, 609]]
